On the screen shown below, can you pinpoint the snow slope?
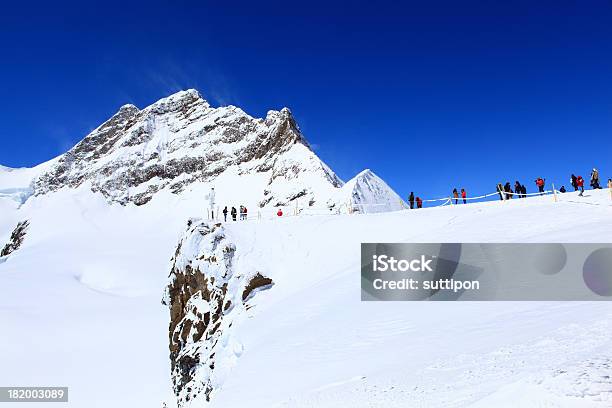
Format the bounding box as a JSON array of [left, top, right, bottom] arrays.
[[1, 186, 611, 407]]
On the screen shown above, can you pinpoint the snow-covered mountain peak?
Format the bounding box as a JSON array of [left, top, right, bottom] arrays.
[[353, 168, 375, 178], [19, 89, 406, 212], [31, 89, 344, 207], [333, 168, 406, 213]]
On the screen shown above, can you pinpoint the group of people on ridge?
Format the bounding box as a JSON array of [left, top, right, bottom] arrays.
[[409, 167, 607, 208], [452, 188, 467, 204], [222, 205, 248, 221], [222, 205, 285, 221], [496, 181, 529, 200], [407, 192, 423, 209], [567, 169, 603, 197]]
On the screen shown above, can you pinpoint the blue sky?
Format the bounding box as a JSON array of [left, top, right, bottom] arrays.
[[1, 0, 611, 200]]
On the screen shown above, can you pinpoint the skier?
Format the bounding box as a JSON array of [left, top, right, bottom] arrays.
[[535, 177, 545, 195], [452, 188, 459, 205], [514, 181, 522, 198], [570, 174, 578, 191], [277, 208, 283, 217], [461, 188, 467, 204], [576, 175, 585, 196], [231, 206, 237, 221], [409, 192, 415, 209], [504, 182, 513, 199], [497, 183, 504, 200], [521, 184, 527, 198], [591, 168, 601, 189], [416, 197, 423, 209], [559, 186, 566, 193], [222, 206, 228, 222], [243, 206, 248, 220]]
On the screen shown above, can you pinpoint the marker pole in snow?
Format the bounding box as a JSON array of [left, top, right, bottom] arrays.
[[552, 183, 558, 202]]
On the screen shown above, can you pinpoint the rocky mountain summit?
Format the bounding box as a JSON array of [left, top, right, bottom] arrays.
[[33, 90, 342, 207], [28, 90, 403, 212]]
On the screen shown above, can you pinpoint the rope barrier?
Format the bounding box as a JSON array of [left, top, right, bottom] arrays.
[[420, 188, 556, 204], [205, 184, 581, 222]]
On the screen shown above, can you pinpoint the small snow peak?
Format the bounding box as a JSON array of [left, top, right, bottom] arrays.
[[355, 169, 374, 178]]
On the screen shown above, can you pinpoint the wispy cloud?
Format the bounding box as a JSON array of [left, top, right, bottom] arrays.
[[141, 59, 241, 107]]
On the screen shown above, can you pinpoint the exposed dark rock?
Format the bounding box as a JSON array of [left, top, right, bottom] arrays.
[[242, 273, 274, 301], [164, 221, 273, 405], [1, 220, 29, 257]]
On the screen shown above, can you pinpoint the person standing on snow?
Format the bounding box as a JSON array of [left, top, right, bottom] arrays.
[[231, 206, 237, 221], [576, 175, 585, 196], [591, 168, 601, 189], [504, 182, 513, 199], [416, 197, 423, 208], [222, 206, 228, 222], [535, 177, 545, 195], [571, 174, 578, 191], [409, 192, 415, 209], [521, 184, 527, 197], [514, 181, 522, 198], [452, 188, 459, 205], [559, 186, 567, 193], [243, 206, 248, 220], [461, 188, 467, 204]]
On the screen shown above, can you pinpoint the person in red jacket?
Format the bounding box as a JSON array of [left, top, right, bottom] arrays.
[[461, 188, 467, 204], [416, 197, 423, 209], [277, 208, 283, 217], [576, 175, 585, 196], [535, 177, 545, 195]]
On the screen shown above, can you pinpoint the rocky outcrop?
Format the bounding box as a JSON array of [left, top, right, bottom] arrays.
[[1, 220, 29, 257], [163, 220, 273, 406], [33, 90, 342, 207]]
